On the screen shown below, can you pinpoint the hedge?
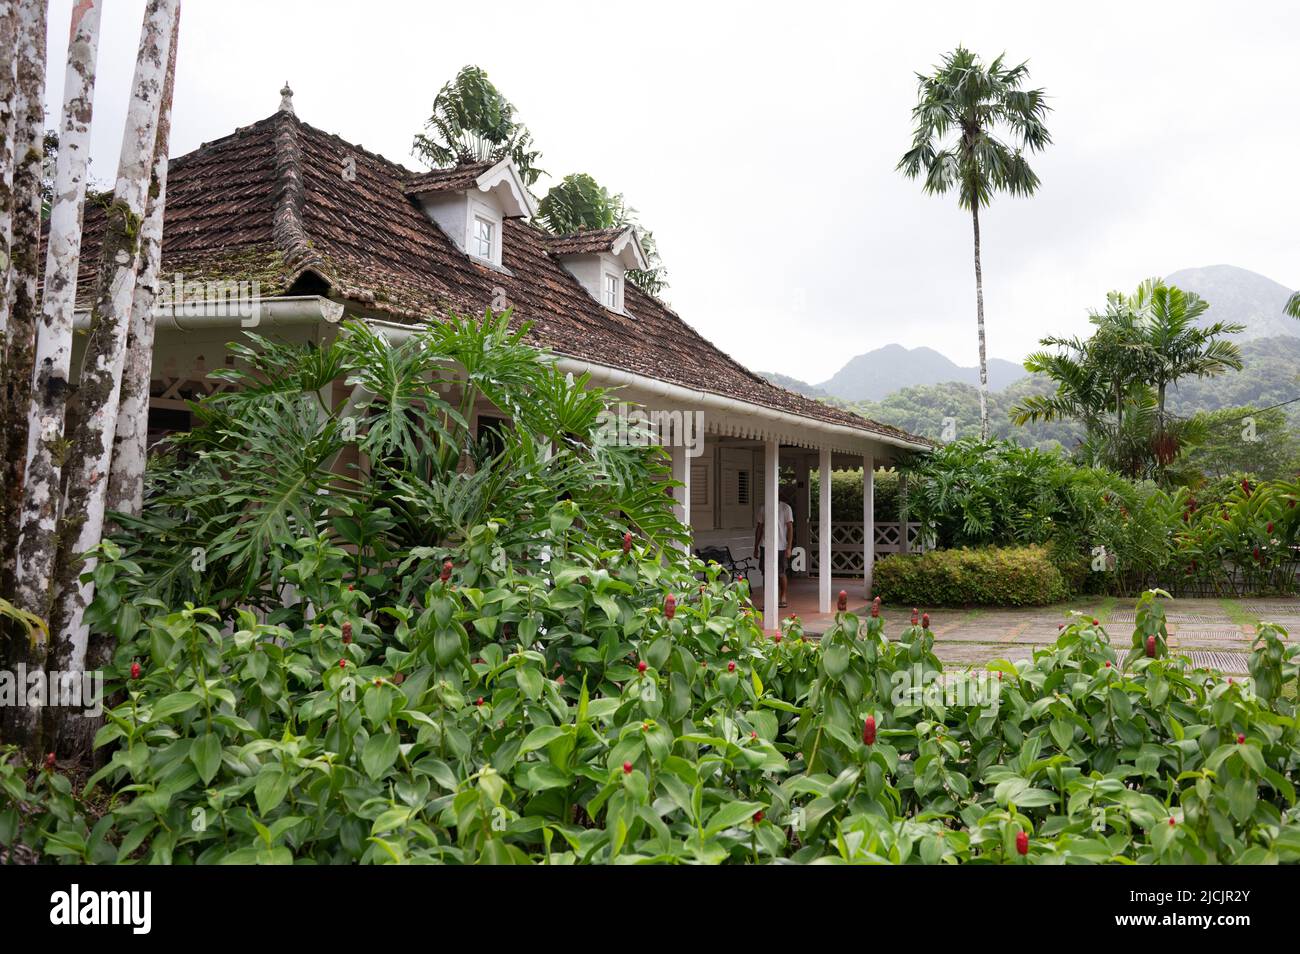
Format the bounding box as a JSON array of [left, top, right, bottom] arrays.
[[873, 545, 1069, 607]]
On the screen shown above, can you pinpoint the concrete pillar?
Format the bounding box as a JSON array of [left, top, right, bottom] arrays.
[[863, 454, 874, 597], [670, 443, 691, 551], [763, 438, 779, 630], [819, 446, 831, 613]]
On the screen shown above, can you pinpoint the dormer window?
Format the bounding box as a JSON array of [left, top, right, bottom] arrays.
[[405, 158, 537, 270], [548, 226, 648, 315], [472, 214, 497, 261], [603, 272, 621, 310]]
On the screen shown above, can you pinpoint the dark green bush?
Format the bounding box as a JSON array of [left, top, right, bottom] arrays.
[[873, 545, 1070, 607]]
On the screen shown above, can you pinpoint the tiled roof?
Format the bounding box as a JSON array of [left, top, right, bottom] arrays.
[[546, 227, 633, 257], [73, 109, 929, 448], [403, 161, 497, 197]]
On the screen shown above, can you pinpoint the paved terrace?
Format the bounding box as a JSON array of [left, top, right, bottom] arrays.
[[752, 579, 1299, 675]]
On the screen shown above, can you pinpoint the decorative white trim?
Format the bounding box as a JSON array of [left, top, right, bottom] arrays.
[[609, 226, 649, 270], [474, 158, 537, 219]]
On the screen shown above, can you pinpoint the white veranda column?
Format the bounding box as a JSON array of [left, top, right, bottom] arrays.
[[818, 446, 831, 614], [863, 454, 874, 597], [763, 437, 779, 630], [670, 442, 691, 551], [899, 471, 910, 555]]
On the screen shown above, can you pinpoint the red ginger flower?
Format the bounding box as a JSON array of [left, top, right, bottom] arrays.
[[1015, 831, 1029, 856], [727, 661, 736, 673], [1237, 733, 1245, 744], [753, 810, 765, 823], [921, 612, 930, 629], [342, 621, 352, 644], [44, 753, 56, 772], [440, 559, 453, 582], [623, 761, 633, 774], [130, 661, 142, 680], [637, 660, 647, 673], [664, 593, 676, 619], [837, 590, 848, 612], [862, 715, 876, 745], [1146, 635, 1156, 658]]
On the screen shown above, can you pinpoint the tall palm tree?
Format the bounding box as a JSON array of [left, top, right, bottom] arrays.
[[412, 65, 544, 186], [1286, 290, 1299, 320], [898, 48, 1051, 439]]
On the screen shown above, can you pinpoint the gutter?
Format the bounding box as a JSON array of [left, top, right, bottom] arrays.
[[364, 318, 931, 454], [72, 294, 345, 332]]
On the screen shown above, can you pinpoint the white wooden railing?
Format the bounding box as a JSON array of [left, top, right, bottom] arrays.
[[809, 521, 927, 576]]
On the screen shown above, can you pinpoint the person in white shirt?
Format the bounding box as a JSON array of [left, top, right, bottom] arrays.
[[754, 494, 795, 608]]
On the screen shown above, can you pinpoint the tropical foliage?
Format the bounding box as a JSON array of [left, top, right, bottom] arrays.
[[6, 584, 1299, 864], [899, 439, 1300, 598], [412, 65, 544, 186], [875, 545, 1069, 607], [1013, 279, 1244, 480]]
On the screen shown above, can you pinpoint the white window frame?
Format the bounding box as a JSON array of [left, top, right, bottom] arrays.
[[601, 267, 623, 312], [466, 197, 503, 266]]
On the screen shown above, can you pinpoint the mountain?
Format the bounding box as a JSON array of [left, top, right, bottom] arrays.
[[756, 370, 828, 399], [810, 344, 1026, 402], [1165, 265, 1298, 342]]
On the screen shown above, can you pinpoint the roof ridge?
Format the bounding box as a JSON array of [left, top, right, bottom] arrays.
[[271, 111, 334, 288]]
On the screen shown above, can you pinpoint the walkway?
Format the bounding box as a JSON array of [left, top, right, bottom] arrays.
[[751, 579, 1299, 674]]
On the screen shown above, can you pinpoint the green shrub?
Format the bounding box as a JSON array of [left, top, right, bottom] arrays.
[[809, 467, 901, 523], [873, 545, 1069, 606]]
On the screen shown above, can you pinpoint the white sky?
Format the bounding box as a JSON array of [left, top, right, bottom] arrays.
[[43, 0, 1300, 384]]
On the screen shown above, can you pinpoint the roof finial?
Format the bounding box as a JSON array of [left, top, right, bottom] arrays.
[[279, 81, 295, 115]]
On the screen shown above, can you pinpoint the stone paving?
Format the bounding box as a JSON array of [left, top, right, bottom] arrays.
[[864, 597, 1299, 674]]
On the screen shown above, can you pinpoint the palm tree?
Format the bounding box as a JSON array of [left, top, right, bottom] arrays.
[[539, 173, 669, 296], [1286, 290, 1299, 320], [412, 65, 544, 186], [898, 48, 1051, 439]]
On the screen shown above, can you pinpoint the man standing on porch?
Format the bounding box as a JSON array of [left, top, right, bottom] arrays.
[[754, 491, 795, 609]]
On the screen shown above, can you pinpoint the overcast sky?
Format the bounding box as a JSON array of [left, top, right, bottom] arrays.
[[43, 0, 1300, 384]]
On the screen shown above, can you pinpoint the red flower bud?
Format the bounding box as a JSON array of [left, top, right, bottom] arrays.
[[623, 531, 632, 553], [1168, 817, 1176, 827], [1058, 623, 1065, 631], [44, 752, 56, 772], [773, 634, 782, 644], [130, 661, 141, 680], [921, 613, 930, 630], [637, 660, 647, 673], [475, 696, 484, 707], [623, 761, 633, 775], [440, 559, 453, 582], [1091, 618, 1099, 626], [862, 715, 876, 745], [753, 810, 765, 823], [1236, 733, 1245, 745], [664, 593, 676, 619], [1241, 479, 1251, 496], [342, 621, 352, 644], [338, 658, 346, 669], [871, 602, 879, 618], [1015, 831, 1028, 855], [1146, 635, 1156, 658], [1266, 522, 1274, 534], [837, 590, 848, 612], [1104, 661, 1111, 668], [727, 661, 736, 672]]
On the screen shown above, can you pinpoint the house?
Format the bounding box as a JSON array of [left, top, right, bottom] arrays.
[[70, 86, 931, 630]]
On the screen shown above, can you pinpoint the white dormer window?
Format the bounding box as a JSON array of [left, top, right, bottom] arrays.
[[406, 157, 537, 270], [603, 272, 621, 310], [472, 214, 496, 260]]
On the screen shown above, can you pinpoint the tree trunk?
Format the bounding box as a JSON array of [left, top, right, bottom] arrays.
[[15, 0, 102, 635], [0, 0, 20, 344], [45, 0, 179, 724], [970, 202, 989, 441], [0, 0, 47, 601], [106, 10, 179, 523]]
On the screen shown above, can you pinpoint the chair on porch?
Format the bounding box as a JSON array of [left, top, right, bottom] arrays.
[[694, 546, 759, 586]]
